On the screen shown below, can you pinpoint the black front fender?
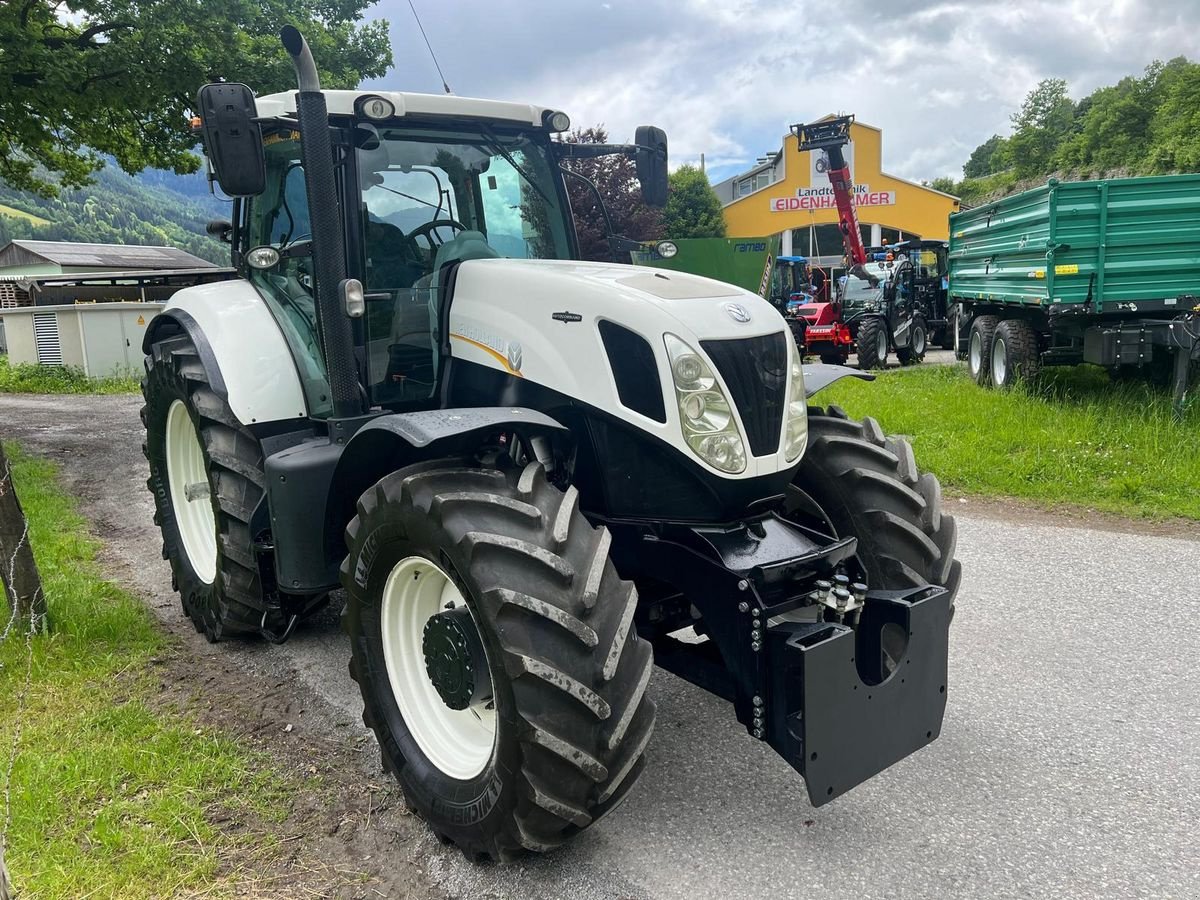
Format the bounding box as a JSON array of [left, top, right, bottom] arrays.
[[802, 364, 875, 398]]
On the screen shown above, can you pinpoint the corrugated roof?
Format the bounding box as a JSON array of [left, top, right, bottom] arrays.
[[0, 240, 216, 270]]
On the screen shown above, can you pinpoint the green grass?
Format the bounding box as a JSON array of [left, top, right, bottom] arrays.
[[820, 363, 1200, 520], [0, 202, 50, 226], [0, 355, 140, 394], [0, 445, 288, 899]]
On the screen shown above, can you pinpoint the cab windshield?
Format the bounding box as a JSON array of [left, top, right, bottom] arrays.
[[355, 125, 572, 405], [357, 125, 572, 289], [840, 263, 889, 308]]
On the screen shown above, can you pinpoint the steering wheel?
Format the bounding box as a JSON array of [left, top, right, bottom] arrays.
[[405, 218, 467, 255]]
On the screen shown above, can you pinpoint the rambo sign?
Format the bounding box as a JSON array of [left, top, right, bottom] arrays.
[[771, 184, 895, 211]]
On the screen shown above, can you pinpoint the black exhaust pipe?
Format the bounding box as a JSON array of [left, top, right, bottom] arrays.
[[280, 26, 362, 420]]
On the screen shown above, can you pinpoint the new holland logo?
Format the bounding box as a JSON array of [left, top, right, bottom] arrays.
[[725, 302, 751, 323], [506, 342, 523, 373]]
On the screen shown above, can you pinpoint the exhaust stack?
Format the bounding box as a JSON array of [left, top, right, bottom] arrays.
[[280, 26, 362, 420]]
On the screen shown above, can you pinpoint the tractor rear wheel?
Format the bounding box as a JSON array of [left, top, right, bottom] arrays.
[[789, 407, 961, 605], [856, 318, 888, 370], [967, 315, 998, 385], [896, 317, 928, 365], [142, 332, 308, 640], [341, 459, 655, 861]]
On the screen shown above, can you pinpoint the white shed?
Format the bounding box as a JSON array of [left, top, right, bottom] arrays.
[[0, 302, 163, 376]]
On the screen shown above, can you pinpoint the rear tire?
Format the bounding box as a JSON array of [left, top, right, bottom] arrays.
[[896, 317, 927, 365], [820, 352, 848, 366], [940, 307, 957, 351], [142, 332, 293, 640], [856, 318, 888, 370], [990, 319, 1041, 388], [790, 407, 961, 602], [341, 459, 655, 861], [967, 315, 998, 385]]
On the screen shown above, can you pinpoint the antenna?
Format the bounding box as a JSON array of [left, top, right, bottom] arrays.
[[406, 0, 452, 94]]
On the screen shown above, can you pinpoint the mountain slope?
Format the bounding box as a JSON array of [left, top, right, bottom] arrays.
[[0, 166, 231, 265]]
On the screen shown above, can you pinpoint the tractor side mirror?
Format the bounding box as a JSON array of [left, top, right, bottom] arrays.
[[635, 125, 669, 207], [195, 83, 265, 197]]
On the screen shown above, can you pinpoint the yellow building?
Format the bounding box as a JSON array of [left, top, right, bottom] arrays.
[[713, 116, 959, 264]]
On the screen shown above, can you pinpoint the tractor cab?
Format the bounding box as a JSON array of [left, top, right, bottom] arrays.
[[235, 92, 668, 414], [772, 255, 811, 311]]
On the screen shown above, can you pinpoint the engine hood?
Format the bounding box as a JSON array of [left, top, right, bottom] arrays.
[[454, 258, 784, 341]]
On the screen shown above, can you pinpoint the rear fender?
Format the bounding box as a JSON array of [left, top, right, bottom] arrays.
[[144, 280, 307, 427]]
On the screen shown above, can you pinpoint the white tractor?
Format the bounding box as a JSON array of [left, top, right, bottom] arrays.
[[142, 27, 961, 861]]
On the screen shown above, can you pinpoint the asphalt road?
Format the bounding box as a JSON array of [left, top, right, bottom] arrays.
[[2, 393, 1196, 900]]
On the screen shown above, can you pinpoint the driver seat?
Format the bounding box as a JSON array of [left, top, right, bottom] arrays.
[[385, 231, 501, 396]]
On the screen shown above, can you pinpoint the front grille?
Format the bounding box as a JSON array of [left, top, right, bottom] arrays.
[[701, 332, 788, 457]]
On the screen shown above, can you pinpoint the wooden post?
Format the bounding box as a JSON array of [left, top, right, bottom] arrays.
[[0, 441, 46, 632]]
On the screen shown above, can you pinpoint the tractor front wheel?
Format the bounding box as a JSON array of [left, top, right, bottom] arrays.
[[341, 459, 655, 861], [856, 318, 888, 370], [789, 407, 961, 604]]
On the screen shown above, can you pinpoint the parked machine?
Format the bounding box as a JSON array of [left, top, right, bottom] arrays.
[[141, 29, 960, 862], [950, 174, 1200, 411], [791, 117, 927, 369], [872, 240, 953, 350]]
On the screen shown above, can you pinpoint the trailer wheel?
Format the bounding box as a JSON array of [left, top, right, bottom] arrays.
[[142, 333, 306, 641], [790, 407, 961, 604], [990, 319, 1040, 388], [897, 317, 927, 365], [856, 318, 888, 370], [342, 460, 655, 861], [820, 352, 848, 366], [967, 315, 998, 385]]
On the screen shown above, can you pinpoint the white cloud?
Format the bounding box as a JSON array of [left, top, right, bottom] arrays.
[[366, 0, 1200, 182]]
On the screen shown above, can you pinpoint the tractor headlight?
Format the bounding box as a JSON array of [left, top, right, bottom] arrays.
[[665, 334, 747, 474], [783, 349, 808, 462]]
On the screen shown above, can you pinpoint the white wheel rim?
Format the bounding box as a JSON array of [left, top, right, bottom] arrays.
[[165, 400, 217, 584], [914, 327, 926, 355], [992, 336, 1008, 385], [381, 556, 497, 780], [969, 331, 982, 374], [877, 328, 887, 361]]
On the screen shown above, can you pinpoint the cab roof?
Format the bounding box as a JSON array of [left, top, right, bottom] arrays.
[[254, 89, 552, 128]]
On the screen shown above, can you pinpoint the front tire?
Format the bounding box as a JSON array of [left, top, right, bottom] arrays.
[[790, 407, 961, 601], [342, 459, 655, 861], [856, 318, 888, 370]]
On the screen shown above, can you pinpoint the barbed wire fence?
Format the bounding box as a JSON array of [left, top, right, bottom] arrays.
[[0, 448, 47, 900]]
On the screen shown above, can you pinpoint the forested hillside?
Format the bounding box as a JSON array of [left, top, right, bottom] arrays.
[[0, 165, 229, 264], [931, 57, 1200, 205]]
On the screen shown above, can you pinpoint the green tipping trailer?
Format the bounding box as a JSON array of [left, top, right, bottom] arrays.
[[948, 174, 1200, 409]]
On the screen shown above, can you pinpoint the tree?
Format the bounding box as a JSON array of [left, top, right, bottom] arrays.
[[660, 165, 726, 238], [0, 1, 392, 197], [928, 176, 958, 195], [1148, 58, 1200, 172], [1007, 78, 1076, 178], [0, 443, 46, 633], [554, 126, 663, 262], [962, 134, 1009, 178]]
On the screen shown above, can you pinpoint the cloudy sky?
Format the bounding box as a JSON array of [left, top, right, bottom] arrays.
[[364, 0, 1200, 185]]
